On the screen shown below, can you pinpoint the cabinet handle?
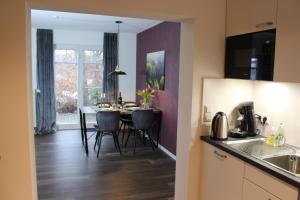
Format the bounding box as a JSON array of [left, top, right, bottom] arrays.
[[214, 150, 227, 159], [256, 22, 274, 29]]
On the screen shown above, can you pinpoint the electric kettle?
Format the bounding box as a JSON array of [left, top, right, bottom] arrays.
[[210, 112, 229, 140]]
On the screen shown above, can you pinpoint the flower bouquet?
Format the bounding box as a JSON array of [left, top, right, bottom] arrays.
[[137, 86, 155, 109]]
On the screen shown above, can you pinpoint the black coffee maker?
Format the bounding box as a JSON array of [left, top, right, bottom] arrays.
[[229, 101, 259, 137]]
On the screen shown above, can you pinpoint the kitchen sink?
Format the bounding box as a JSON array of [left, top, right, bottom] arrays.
[[263, 154, 300, 176], [223, 137, 300, 176], [223, 138, 294, 159]]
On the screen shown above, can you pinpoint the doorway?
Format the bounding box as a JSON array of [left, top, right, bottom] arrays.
[[31, 9, 181, 200]]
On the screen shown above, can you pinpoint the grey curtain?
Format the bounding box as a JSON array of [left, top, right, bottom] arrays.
[[103, 33, 118, 101], [36, 29, 56, 135]]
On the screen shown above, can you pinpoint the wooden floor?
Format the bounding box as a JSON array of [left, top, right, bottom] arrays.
[[35, 130, 176, 200]]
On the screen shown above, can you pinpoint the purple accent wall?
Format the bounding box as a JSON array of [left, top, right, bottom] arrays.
[[136, 22, 180, 155]]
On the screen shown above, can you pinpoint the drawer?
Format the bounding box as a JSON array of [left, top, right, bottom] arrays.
[[243, 178, 280, 200], [244, 164, 298, 200]]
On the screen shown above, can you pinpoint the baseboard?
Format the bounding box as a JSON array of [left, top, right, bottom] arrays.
[[158, 144, 176, 160]]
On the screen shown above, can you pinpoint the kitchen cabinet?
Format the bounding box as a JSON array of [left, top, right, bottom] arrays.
[[242, 178, 280, 200], [200, 142, 244, 200], [225, 29, 276, 81], [274, 0, 300, 83], [201, 142, 299, 200], [226, 0, 277, 36], [244, 164, 298, 200]]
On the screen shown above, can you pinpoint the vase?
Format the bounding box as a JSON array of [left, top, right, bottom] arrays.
[[142, 102, 150, 109]]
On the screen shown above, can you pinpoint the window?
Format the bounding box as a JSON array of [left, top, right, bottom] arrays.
[[54, 49, 78, 124], [54, 46, 103, 125], [82, 50, 103, 106]]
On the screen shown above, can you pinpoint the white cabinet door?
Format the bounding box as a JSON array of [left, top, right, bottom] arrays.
[[226, 0, 277, 36], [200, 142, 245, 200], [243, 178, 281, 200], [244, 164, 298, 200], [274, 0, 300, 83]]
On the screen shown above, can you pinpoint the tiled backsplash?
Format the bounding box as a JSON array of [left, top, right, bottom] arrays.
[[202, 78, 300, 147]]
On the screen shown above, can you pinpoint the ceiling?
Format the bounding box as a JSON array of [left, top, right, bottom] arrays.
[[31, 10, 162, 33]]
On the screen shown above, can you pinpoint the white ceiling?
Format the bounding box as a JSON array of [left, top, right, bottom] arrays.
[[31, 10, 162, 33]]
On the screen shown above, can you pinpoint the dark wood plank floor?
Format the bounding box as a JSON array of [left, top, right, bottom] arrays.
[[35, 130, 175, 200]]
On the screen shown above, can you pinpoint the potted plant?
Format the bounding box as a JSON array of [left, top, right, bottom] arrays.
[[137, 86, 155, 109]]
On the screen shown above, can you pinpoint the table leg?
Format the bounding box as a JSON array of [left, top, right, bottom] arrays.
[[79, 109, 84, 145], [83, 113, 89, 155], [155, 112, 162, 148]]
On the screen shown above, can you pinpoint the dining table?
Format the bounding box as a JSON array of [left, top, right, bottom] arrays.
[[79, 106, 162, 155]]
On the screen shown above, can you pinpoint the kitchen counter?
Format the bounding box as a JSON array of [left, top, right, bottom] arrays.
[[201, 136, 300, 188]]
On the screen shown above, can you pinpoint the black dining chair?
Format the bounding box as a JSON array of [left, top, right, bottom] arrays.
[[118, 101, 138, 145], [94, 111, 122, 157], [124, 109, 156, 153]]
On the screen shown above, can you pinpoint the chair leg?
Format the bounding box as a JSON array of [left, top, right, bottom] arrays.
[[133, 130, 137, 154], [138, 130, 143, 142], [121, 123, 126, 145], [112, 132, 118, 151], [124, 128, 132, 148], [142, 131, 146, 145], [94, 131, 100, 150], [113, 132, 122, 155], [97, 132, 103, 158], [118, 122, 124, 137]]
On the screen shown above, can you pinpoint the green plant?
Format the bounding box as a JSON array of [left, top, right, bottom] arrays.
[[137, 86, 155, 105]]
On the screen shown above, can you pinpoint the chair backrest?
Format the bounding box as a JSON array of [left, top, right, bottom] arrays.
[[96, 111, 120, 132], [132, 110, 154, 130], [123, 101, 138, 108]]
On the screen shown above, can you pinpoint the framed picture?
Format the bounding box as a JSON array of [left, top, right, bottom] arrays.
[[146, 51, 165, 90]]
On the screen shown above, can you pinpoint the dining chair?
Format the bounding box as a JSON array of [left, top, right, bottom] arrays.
[[118, 101, 138, 144], [118, 114, 133, 145], [94, 111, 122, 157], [124, 109, 155, 154]]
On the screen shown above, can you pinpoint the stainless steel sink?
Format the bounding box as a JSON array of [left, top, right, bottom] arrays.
[[222, 137, 300, 176], [263, 154, 300, 176], [223, 138, 294, 159]]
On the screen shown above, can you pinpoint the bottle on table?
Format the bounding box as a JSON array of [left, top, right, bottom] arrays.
[[118, 91, 122, 107]]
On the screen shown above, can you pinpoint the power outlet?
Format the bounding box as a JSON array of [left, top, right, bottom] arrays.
[[203, 105, 212, 123], [256, 112, 270, 126]]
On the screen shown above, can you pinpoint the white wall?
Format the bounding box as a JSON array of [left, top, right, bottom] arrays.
[[0, 1, 37, 199], [119, 33, 136, 101], [31, 28, 137, 126], [202, 79, 253, 133], [202, 78, 300, 147], [54, 29, 103, 46], [254, 81, 300, 146]]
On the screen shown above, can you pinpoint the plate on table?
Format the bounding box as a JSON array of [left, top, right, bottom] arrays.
[[124, 107, 140, 111], [98, 103, 110, 108], [97, 107, 112, 111]]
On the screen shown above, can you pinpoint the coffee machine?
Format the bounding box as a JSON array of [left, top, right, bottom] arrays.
[[229, 102, 259, 138]]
